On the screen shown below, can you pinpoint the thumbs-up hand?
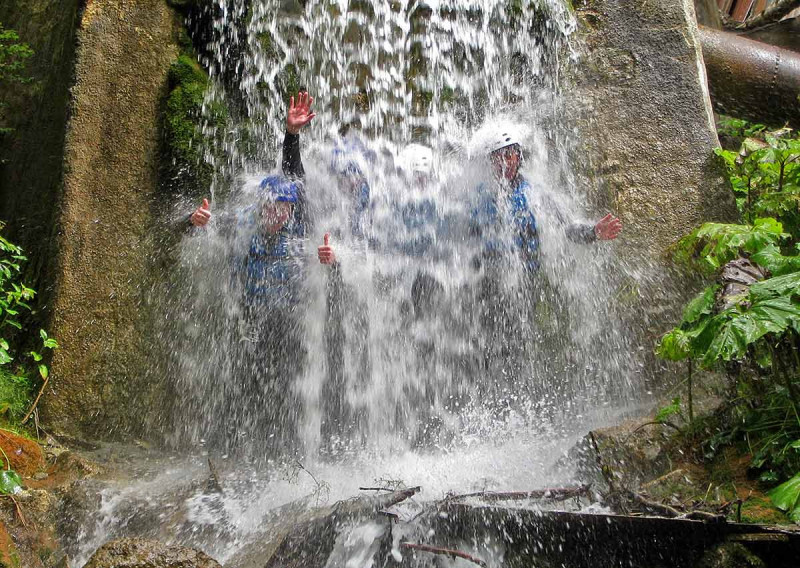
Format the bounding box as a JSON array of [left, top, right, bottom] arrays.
[[318, 233, 336, 265], [190, 198, 212, 227]]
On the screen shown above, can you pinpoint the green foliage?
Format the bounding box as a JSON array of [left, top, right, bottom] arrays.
[[0, 22, 33, 138], [715, 132, 800, 234], [659, 121, 800, 496], [768, 471, 800, 523], [0, 223, 58, 422], [674, 218, 787, 275], [655, 397, 682, 423], [716, 116, 767, 141], [0, 469, 21, 495], [163, 54, 226, 196], [0, 23, 33, 84]]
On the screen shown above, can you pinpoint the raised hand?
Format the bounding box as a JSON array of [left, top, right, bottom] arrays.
[[594, 213, 622, 241], [190, 198, 211, 227], [287, 91, 316, 134], [318, 233, 336, 265]]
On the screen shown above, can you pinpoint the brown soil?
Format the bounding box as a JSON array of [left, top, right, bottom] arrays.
[[0, 520, 20, 568], [0, 430, 44, 478]]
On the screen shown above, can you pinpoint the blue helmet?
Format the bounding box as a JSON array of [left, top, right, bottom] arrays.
[[329, 135, 376, 177], [259, 175, 299, 204]]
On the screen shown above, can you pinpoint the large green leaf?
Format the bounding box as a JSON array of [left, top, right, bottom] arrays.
[[0, 470, 21, 495], [768, 472, 800, 523], [702, 318, 749, 366], [682, 286, 718, 324], [751, 244, 800, 276], [747, 296, 800, 331], [674, 218, 787, 274], [750, 272, 800, 300], [656, 329, 690, 361]]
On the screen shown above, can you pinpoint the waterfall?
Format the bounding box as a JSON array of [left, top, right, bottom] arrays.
[[158, 0, 640, 461]]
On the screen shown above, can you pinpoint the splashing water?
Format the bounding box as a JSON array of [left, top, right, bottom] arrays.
[[161, 0, 639, 459], [76, 0, 654, 563]]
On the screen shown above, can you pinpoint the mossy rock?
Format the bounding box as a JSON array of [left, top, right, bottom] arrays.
[[739, 495, 791, 525], [163, 55, 226, 197]]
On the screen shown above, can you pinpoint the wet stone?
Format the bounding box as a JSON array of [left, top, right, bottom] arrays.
[[83, 538, 222, 568]]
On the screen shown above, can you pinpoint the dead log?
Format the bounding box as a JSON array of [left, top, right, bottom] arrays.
[[401, 542, 487, 567]]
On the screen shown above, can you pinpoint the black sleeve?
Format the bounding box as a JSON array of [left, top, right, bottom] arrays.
[[542, 193, 597, 245], [282, 131, 304, 180], [566, 222, 597, 244]]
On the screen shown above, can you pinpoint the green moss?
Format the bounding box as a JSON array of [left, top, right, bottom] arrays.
[[0, 370, 32, 423], [163, 54, 226, 196], [740, 495, 790, 524]]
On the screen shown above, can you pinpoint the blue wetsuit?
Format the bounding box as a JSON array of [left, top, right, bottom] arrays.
[[470, 176, 595, 271], [242, 225, 305, 309], [471, 177, 540, 271]]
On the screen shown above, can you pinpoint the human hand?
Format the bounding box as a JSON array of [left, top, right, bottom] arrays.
[[190, 198, 211, 227], [318, 233, 336, 265], [287, 91, 316, 134], [594, 213, 622, 241]]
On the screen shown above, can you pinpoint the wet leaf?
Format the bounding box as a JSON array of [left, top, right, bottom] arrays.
[[656, 329, 690, 361], [750, 272, 800, 300], [0, 470, 22, 495], [682, 285, 718, 324], [768, 472, 800, 523]]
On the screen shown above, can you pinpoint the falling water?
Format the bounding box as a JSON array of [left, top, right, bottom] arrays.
[[73, 0, 649, 564], [161, 0, 637, 457]]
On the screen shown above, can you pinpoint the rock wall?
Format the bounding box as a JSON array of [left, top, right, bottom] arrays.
[[42, 1, 182, 437], [566, 0, 738, 379]]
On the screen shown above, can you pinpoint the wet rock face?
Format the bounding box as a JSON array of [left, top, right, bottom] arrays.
[[568, 0, 738, 258], [564, 0, 739, 384], [41, 0, 182, 438], [84, 538, 222, 568]]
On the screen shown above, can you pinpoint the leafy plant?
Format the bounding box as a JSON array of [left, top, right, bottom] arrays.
[[0, 223, 58, 422], [0, 22, 33, 137], [768, 471, 800, 523], [658, 122, 800, 500], [0, 445, 20, 495]]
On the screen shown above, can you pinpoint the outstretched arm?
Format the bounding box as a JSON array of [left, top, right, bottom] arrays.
[[282, 91, 316, 180], [565, 214, 622, 243]]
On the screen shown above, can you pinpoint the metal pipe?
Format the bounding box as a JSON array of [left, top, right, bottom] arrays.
[[698, 26, 800, 127]]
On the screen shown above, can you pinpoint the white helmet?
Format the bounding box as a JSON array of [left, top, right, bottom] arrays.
[[398, 144, 434, 176], [485, 129, 522, 154]]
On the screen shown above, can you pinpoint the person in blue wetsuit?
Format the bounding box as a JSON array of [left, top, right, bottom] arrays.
[[471, 128, 622, 273], [184, 93, 317, 457], [392, 143, 449, 317], [470, 127, 623, 412], [315, 138, 376, 454]]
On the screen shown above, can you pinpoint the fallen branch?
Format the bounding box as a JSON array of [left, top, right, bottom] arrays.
[[21, 375, 49, 425], [621, 421, 681, 446], [295, 460, 330, 506], [589, 432, 618, 493], [681, 510, 726, 522], [401, 542, 487, 567], [627, 492, 682, 518], [381, 486, 421, 509], [449, 485, 591, 502], [377, 510, 399, 523], [360, 487, 396, 492]]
